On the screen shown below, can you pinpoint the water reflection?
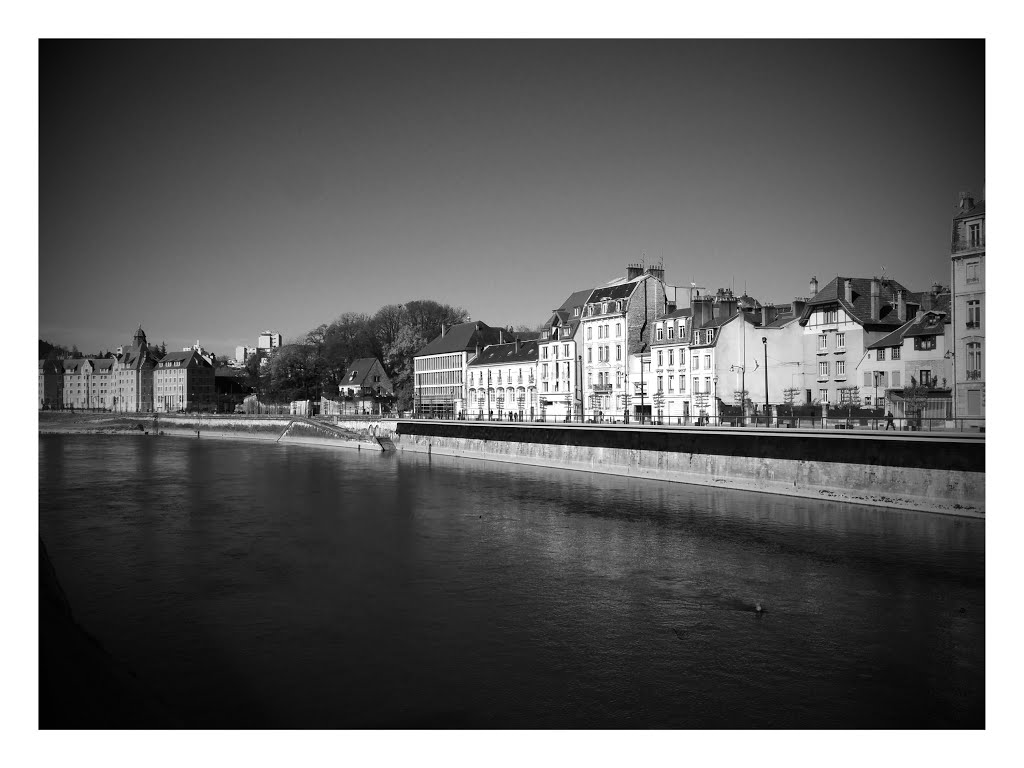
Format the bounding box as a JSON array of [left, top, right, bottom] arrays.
[[39, 435, 984, 728]]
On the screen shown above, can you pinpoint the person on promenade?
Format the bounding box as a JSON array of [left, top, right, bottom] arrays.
[[885, 410, 895, 431]]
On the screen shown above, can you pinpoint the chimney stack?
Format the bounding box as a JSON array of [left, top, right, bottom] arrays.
[[626, 263, 644, 280], [870, 278, 880, 321], [932, 281, 942, 295], [499, 328, 504, 344], [897, 290, 906, 322], [440, 323, 446, 338], [514, 337, 520, 353], [844, 279, 853, 304], [809, 276, 819, 296], [761, 305, 769, 326], [792, 298, 807, 318], [959, 191, 975, 211]]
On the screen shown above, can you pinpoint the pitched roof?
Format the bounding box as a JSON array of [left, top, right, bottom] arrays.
[[659, 307, 692, 320], [587, 281, 639, 303], [344, 358, 387, 386], [557, 288, 596, 311], [158, 350, 213, 367], [416, 321, 506, 357], [467, 340, 540, 367], [802, 276, 915, 327], [866, 310, 948, 349], [953, 199, 985, 220]]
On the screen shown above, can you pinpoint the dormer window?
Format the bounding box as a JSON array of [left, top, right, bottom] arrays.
[[706, 330, 714, 343], [667, 325, 675, 340], [574, 307, 580, 316], [656, 326, 664, 341]]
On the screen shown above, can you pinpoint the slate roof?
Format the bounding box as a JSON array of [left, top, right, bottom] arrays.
[[866, 310, 948, 349], [344, 358, 386, 387], [953, 200, 985, 220], [158, 350, 213, 367], [557, 288, 596, 311], [416, 322, 507, 357], [801, 276, 918, 328], [587, 281, 638, 303], [467, 340, 540, 367], [659, 307, 692, 320]]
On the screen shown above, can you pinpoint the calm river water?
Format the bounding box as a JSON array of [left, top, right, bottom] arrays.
[[38, 434, 984, 728]]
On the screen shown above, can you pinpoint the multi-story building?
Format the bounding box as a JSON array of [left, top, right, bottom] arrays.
[[649, 307, 692, 421], [798, 275, 936, 408], [257, 331, 282, 351], [413, 321, 509, 417], [467, 339, 540, 420], [338, 357, 396, 415], [950, 191, 985, 423], [537, 288, 593, 420], [112, 326, 158, 412], [38, 359, 63, 409], [60, 357, 116, 410], [234, 346, 256, 365], [153, 349, 216, 412], [864, 302, 953, 418], [580, 264, 670, 421]]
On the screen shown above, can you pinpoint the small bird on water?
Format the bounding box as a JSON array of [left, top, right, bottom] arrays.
[[755, 602, 764, 613]]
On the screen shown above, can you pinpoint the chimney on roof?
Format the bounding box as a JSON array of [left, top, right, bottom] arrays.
[[645, 264, 665, 282], [897, 290, 906, 322], [626, 262, 644, 280], [844, 279, 853, 304], [440, 323, 446, 338], [792, 298, 807, 318], [761, 305, 769, 326], [870, 277, 880, 321], [931, 281, 942, 295], [499, 328, 504, 344], [515, 337, 520, 353], [809, 276, 819, 296], [959, 191, 975, 212]]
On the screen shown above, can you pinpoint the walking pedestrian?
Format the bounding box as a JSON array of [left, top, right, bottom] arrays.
[[885, 410, 895, 431]]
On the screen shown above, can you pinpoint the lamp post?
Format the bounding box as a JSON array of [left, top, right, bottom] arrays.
[[712, 374, 719, 426], [762, 336, 769, 426]]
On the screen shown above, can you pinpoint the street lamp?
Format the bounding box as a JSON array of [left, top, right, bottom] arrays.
[[762, 336, 769, 425], [712, 374, 719, 426]]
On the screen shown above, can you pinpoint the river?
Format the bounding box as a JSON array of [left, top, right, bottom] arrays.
[[38, 434, 984, 728]]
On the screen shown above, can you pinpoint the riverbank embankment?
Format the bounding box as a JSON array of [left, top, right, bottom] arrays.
[[37, 412, 386, 451], [394, 420, 985, 517]]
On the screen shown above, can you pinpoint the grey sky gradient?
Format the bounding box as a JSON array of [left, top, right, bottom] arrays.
[[39, 39, 984, 357]]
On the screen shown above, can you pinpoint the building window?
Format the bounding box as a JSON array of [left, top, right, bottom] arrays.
[[914, 336, 936, 352], [563, 344, 570, 358], [876, 348, 885, 361], [836, 333, 845, 349], [969, 222, 981, 247], [891, 346, 901, 360], [819, 389, 829, 403], [587, 348, 592, 363], [966, 262, 979, 283], [616, 322, 621, 337], [693, 376, 700, 393], [680, 377, 686, 393], [822, 308, 838, 324], [656, 326, 664, 341], [818, 334, 828, 351], [818, 361, 829, 378], [616, 345, 622, 361], [704, 377, 711, 394], [657, 376, 663, 392], [667, 326, 674, 340], [692, 355, 699, 369], [668, 349, 674, 366], [587, 327, 592, 340], [836, 361, 846, 378], [542, 347, 548, 359], [967, 300, 981, 328], [657, 350, 663, 366], [667, 376, 674, 393], [919, 369, 934, 387], [967, 341, 982, 374], [704, 355, 711, 369], [707, 330, 714, 343]]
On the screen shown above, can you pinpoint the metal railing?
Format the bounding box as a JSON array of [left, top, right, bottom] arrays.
[[402, 412, 985, 432]]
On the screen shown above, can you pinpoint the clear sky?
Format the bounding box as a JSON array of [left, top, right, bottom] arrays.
[[39, 39, 984, 357]]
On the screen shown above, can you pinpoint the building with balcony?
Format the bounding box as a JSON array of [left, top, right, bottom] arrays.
[[864, 303, 953, 418], [580, 263, 670, 421], [950, 191, 985, 422], [537, 287, 594, 420], [467, 339, 539, 419], [797, 274, 944, 408], [650, 307, 692, 422]]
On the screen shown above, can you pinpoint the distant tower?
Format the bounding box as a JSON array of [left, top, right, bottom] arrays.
[[132, 325, 147, 348]]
